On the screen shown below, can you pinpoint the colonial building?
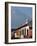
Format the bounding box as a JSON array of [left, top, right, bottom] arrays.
[[11, 20, 32, 39]]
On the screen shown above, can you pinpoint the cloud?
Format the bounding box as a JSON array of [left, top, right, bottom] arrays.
[[11, 6, 32, 28]]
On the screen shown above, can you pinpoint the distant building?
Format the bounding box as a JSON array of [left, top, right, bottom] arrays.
[[11, 20, 32, 39]]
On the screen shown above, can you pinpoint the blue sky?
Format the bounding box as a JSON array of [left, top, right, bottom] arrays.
[[11, 6, 32, 28]]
